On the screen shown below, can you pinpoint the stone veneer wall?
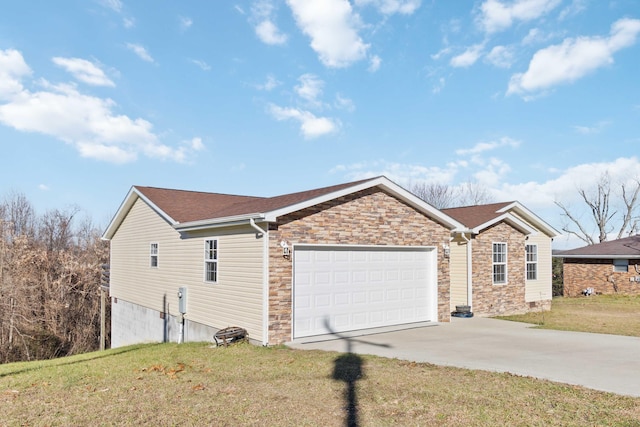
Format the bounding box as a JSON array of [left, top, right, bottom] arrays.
[[471, 222, 531, 316], [563, 258, 640, 296], [267, 188, 452, 344]]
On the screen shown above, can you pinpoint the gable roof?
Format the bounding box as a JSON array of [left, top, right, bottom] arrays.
[[558, 235, 640, 259], [442, 201, 561, 237], [102, 176, 467, 239]]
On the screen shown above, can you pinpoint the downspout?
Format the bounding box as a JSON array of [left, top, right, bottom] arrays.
[[459, 232, 473, 310], [249, 218, 270, 346]]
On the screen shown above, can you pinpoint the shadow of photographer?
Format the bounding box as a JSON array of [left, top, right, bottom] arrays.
[[324, 318, 392, 427]]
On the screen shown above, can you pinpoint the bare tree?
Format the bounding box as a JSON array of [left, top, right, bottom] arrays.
[[555, 172, 640, 245], [456, 180, 494, 207], [410, 180, 494, 209], [410, 182, 457, 209], [0, 193, 109, 362]]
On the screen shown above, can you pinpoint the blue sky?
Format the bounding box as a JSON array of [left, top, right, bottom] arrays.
[[1, 0, 639, 248]]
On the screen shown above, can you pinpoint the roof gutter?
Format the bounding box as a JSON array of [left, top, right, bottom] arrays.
[[555, 254, 640, 259], [174, 213, 266, 232]]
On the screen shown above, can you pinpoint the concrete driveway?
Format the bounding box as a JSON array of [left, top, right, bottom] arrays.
[[287, 317, 640, 397]]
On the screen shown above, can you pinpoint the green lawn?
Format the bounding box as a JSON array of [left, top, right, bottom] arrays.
[[2, 296, 640, 426], [498, 295, 640, 337]]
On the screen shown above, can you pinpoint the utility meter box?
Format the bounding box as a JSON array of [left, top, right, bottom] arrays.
[[178, 287, 187, 314]]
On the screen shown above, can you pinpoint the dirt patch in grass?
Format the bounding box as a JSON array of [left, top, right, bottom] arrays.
[[499, 295, 640, 337], [1, 342, 639, 426]]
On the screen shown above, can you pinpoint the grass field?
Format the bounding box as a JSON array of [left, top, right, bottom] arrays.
[[499, 295, 640, 337], [1, 296, 639, 426]]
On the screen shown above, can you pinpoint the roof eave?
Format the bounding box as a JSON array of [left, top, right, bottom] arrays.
[[471, 213, 537, 236], [556, 254, 640, 259], [264, 176, 466, 230], [174, 214, 267, 232], [496, 201, 562, 238]]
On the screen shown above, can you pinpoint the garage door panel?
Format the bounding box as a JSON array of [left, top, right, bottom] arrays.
[[293, 246, 436, 339]]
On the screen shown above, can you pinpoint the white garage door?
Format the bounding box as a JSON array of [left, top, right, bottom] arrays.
[[293, 245, 437, 339]]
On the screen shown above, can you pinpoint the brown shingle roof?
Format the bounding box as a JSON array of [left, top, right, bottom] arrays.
[[135, 177, 378, 224], [558, 235, 640, 258], [441, 201, 513, 229]]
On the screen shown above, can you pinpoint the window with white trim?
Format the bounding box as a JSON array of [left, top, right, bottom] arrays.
[[525, 244, 537, 280], [613, 259, 628, 272], [492, 242, 507, 284], [204, 239, 218, 283], [150, 243, 158, 268]]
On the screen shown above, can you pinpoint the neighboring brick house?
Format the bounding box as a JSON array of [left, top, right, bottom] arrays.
[[443, 202, 561, 317], [102, 177, 559, 347], [558, 235, 640, 296]]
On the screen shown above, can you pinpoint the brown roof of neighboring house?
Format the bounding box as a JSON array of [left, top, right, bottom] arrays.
[[558, 235, 640, 258], [135, 177, 378, 224], [441, 202, 514, 229]]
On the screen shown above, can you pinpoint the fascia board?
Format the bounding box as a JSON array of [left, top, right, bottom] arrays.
[[497, 202, 562, 238], [174, 214, 266, 232], [472, 213, 537, 235], [102, 187, 177, 240], [556, 254, 640, 259], [264, 176, 467, 231]]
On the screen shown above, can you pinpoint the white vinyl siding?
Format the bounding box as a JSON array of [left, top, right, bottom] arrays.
[[449, 238, 469, 311], [110, 198, 265, 341], [523, 233, 553, 302], [492, 242, 507, 285]]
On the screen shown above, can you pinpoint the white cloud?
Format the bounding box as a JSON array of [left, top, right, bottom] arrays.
[[268, 104, 339, 139], [190, 59, 211, 71], [256, 20, 288, 45], [354, 0, 421, 15], [508, 18, 640, 96], [432, 77, 445, 94], [0, 49, 32, 99], [493, 157, 640, 244], [450, 44, 484, 68], [330, 160, 461, 188], [0, 49, 201, 164], [252, 0, 288, 45], [477, 0, 562, 33], [335, 93, 355, 112], [38, 184, 50, 191], [99, 0, 123, 13], [431, 46, 452, 60], [180, 16, 193, 30], [123, 17, 135, 28], [126, 43, 155, 63], [287, 0, 369, 68], [52, 57, 115, 87], [368, 54, 382, 72], [485, 45, 515, 68], [295, 73, 324, 105], [558, 0, 587, 20], [456, 137, 521, 155], [473, 157, 512, 187], [573, 120, 612, 135], [255, 74, 281, 91]]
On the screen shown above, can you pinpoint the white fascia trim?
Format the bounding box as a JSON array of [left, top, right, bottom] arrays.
[[264, 176, 467, 231], [556, 254, 640, 259], [496, 202, 562, 238], [102, 187, 178, 240], [472, 213, 537, 235], [174, 214, 267, 232], [293, 243, 437, 251]]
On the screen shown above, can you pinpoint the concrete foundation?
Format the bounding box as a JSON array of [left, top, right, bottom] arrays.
[[111, 298, 217, 348]]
